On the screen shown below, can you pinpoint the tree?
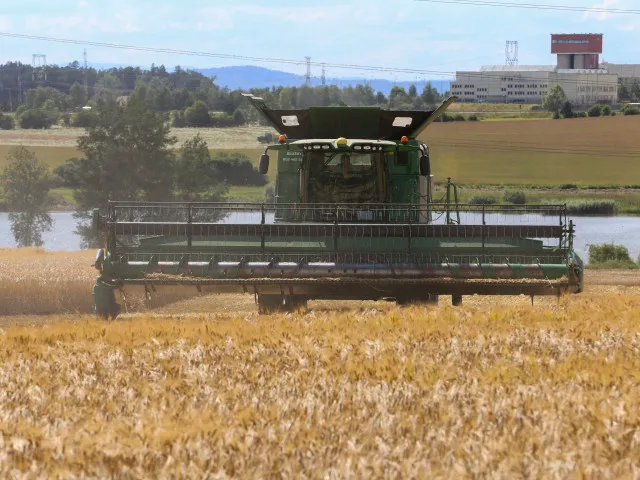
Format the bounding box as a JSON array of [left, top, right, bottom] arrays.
[[408, 84, 418, 98], [421, 82, 439, 107], [19, 109, 57, 129], [543, 84, 568, 116], [174, 134, 222, 200], [0, 112, 14, 130], [69, 82, 88, 108], [561, 101, 574, 119], [184, 100, 211, 127], [70, 95, 177, 247], [0, 147, 52, 247]]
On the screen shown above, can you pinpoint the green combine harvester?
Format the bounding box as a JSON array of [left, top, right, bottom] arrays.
[[92, 94, 583, 316]]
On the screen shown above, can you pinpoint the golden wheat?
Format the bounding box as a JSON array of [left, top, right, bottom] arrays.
[[0, 297, 639, 477]]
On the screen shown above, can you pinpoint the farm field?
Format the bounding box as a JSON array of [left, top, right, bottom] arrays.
[[1, 116, 639, 186], [0, 248, 639, 476]]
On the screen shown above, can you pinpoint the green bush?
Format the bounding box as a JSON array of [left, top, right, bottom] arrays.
[[19, 109, 57, 129], [469, 195, 497, 205], [561, 101, 573, 119], [559, 183, 577, 190], [587, 104, 602, 117], [453, 114, 466, 122], [468, 114, 479, 121], [503, 190, 526, 204], [209, 153, 267, 186], [601, 105, 612, 116], [622, 105, 640, 116], [72, 109, 99, 128], [0, 113, 14, 130], [588, 243, 636, 267], [575, 111, 587, 118]]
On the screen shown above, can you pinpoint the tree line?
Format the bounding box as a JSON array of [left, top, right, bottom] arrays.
[[0, 61, 448, 131]]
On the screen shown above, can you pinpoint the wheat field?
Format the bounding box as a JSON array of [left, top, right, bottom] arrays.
[[1, 249, 640, 477]]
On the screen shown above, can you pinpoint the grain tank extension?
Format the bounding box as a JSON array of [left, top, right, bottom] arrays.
[[92, 94, 583, 314]]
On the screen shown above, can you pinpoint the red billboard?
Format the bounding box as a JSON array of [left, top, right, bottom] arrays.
[[551, 34, 603, 54]]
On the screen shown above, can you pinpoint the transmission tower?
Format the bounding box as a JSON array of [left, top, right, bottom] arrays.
[[32, 54, 47, 82], [305, 56, 312, 85], [321, 63, 326, 86], [505, 41, 518, 66]]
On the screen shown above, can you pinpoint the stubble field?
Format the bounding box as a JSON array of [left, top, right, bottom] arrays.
[[1, 248, 640, 476]]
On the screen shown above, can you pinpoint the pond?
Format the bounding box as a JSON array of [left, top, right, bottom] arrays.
[[1, 211, 639, 262]]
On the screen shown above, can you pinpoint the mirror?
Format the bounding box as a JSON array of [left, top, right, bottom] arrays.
[[259, 153, 270, 174], [419, 154, 431, 176]]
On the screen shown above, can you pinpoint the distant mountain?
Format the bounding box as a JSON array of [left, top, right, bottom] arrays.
[[193, 66, 452, 95], [88, 63, 452, 95]]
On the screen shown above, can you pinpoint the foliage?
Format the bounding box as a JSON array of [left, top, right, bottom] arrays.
[[184, 101, 212, 127], [0, 146, 52, 246], [587, 105, 602, 117], [588, 243, 635, 267], [68, 95, 178, 247], [19, 109, 57, 129], [468, 195, 497, 205], [502, 190, 526, 204], [174, 134, 228, 201], [561, 101, 573, 119], [68, 82, 88, 108], [543, 84, 568, 115], [0, 112, 14, 130], [622, 105, 640, 116], [71, 109, 99, 128], [210, 152, 267, 187], [601, 105, 612, 116]]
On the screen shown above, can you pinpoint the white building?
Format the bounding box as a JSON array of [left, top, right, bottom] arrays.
[[452, 34, 619, 105], [451, 66, 618, 105]]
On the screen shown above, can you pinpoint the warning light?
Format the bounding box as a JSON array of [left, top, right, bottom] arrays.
[[336, 137, 348, 147], [278, 134, 287, 143], [400, 136, 409, 144]]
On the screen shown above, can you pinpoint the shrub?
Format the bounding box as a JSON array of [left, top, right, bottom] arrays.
[[19, 109, 56, 129], [467, 115, 479, 121], [184, 101, 212, 127], [209, 153, 267, 186], [469, 195, 497, 205], [601, 105, 612, 116], [561, 101, 573, 119], [0, 113, 14, 130], [611, 111, 617, 116], [622, 105, 640, 116], [587, 105, 602, 117], [453, 114, 466, 122], [588, 243, 635, 267], [553, 111, 561, 120], [503, 190, 526, 204], [560, 183, 577, 190], [72, 109, 99, 128]]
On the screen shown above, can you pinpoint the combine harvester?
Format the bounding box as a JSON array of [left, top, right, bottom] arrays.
[[92, 94, 583, 315]]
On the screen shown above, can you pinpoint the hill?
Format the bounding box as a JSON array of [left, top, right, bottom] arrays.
[[191, 65, 452, 94]]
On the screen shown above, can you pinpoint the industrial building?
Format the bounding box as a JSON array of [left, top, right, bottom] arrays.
[[451, 34, 619, 105]]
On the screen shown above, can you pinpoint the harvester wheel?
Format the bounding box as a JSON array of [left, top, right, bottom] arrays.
[[452, 294, 463, 306]]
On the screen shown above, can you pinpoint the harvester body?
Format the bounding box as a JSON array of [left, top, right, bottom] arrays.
[[93, 95, 583, 313]]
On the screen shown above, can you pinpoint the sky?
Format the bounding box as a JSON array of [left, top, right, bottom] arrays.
[[0, 0, 638, 81]]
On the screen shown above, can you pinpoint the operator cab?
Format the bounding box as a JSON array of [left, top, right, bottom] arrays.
[[302, 150, 385, 204]]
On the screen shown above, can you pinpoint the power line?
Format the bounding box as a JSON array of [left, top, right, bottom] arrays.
[[415, 0, 640, 14], [0, 31, 625, 90]]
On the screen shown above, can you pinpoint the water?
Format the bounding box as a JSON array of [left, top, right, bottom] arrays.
[[1, 211, 639, 262]]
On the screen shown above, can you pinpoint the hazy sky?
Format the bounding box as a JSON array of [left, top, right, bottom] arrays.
[[0, 0, 638, 80]]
